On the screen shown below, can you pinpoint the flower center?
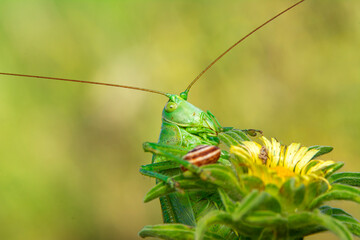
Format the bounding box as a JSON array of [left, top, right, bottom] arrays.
[[272, 166, 296, 178]]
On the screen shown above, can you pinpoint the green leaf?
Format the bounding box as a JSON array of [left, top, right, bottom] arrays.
[[258, 228, 277, 240], [245, 210, 286, 227], [225, 131, 248, 144], [219, 133, 240, 147], [319, 205, 351, 217], [332, 184, 360, 195], [222, 127, 234, 132], [289, 223, 325, 237], [314, 213, 353, 240], [220, 150, 230, 160], [139, 224, 224, 240], [218, 189, 236, 213], [195, 211, 232, 240], [229, 153, 249, 177], [195, 210, 261, 240], [239, 175, 265, 193], [201, 164, 244, 201], [320, 205, 360, 237], [328, 172, 360, 187], [293, 183, 306, 206], [232, 190, 265, 220], [309, 184, 360, 209], [143, 176, 215, 202], [332, 215, 360, 237], [308, 145, 333, 159], [231, 190, 281, 220], [231, 129, 252, 140], [324, 162, 345, 178], [288, 211, 353, 240], [303, 161, 320, 174], [279, 178, 305, 206], [303, 179, 329, 206]]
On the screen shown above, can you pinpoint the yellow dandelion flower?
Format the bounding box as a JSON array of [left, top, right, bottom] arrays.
[[230, 136, 336, 186]]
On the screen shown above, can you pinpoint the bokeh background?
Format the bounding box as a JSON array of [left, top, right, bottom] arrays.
[[0, 0, 359, 239]]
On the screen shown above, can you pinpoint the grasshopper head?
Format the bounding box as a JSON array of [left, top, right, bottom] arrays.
[[162, 94, 217, 131]]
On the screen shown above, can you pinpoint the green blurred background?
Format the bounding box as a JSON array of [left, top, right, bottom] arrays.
[[0, 0, 359, 239]]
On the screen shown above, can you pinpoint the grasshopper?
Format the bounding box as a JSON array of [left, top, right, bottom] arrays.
[[4, 0, 356, 238]]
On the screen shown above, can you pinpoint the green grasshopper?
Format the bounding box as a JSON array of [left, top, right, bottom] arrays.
[[0, 0, 305, 237], [139, 92, 254, 226]]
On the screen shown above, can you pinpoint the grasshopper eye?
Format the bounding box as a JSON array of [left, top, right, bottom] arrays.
[[165, 102, 177, 112]]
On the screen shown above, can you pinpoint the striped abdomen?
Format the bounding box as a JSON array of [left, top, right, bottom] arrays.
[[181, 145, 221, 171]]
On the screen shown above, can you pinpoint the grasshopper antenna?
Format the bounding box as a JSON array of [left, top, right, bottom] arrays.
[[184, 0, 305, 96], [0, 72, 170, 97]]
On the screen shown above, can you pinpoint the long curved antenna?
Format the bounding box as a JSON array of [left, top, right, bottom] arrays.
[[185, 0, 305, 93], [0, 72, 170, 97]]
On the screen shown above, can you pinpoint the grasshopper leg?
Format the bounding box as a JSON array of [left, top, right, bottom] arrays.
[[140, 161, 181, 189], [143, 142, 204, 175]]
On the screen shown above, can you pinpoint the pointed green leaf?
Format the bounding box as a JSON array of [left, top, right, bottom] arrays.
[[258, 228, 276, 240], [195, 211, 232, 240], [314, 212, 353, 240], [332, 215, 360, 237], [230, 129, 251, 141], [279, 178, 305, 206], [309, 184, 360, 209], [229, 153, 249, 177], [320, 205, 360, 237], [195, 210, 261, 239], [232, 190, 261, 220], [222, 127, 234, 132], [308, 145, 333, 159], [324, 162, 345, 178], [303, 179, 329, 206], [144, 182, 173, 203], [288, 211, 352, 240], [232, 191, 279, 220], [328, 172, 360, 187], [293, 183, 306, 206], [319, 206, 351, 216], [235, 129, 254, 140], [245, 210, 286, 227], [139, 224, 224, 240], [289, 226, 326, 238], [288, 212, 326, 237], [218, 189, 236, 213], [201, 164, 244, 201], [220, 150, 231, 160], [219, 133, 240, 147], [225, 131, 247, 144], [239, 175, 265, 193], [332, 184, 360, 194], [264, 184, 279, 197]]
